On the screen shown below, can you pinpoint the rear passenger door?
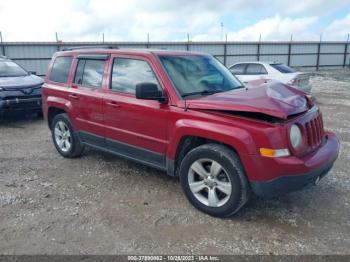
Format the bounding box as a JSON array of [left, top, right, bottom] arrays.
[[68, 54, 109, 144], [102, 55, 169, 169]]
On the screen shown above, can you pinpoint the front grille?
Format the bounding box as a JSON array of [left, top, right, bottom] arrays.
[[305, 114, 324, 149], [3, 94, 41, 100]]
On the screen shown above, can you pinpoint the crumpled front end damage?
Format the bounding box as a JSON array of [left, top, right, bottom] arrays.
[[183, 80, 312, 120]]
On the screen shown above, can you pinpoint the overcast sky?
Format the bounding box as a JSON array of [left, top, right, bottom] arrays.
[[0, 0, 350, 42]]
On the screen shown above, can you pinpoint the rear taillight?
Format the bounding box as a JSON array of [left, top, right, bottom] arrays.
[[287, 78, 298, 85]]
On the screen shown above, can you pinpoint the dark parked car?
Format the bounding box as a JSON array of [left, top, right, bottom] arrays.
[[0, 56, 44, 117]]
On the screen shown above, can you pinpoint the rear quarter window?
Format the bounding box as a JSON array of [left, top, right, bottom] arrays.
[[50, 56, 73, 84], [270, 63, 296, 73], [246, 64, 267, 75], [229, 64, 246, 75]]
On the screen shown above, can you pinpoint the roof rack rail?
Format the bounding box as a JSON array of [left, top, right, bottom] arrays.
[[61, 45, 118, 51]]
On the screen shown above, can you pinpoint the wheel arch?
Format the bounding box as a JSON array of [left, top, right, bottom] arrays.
[[46, 96, 74, 129], [167, 120, 258, 177]]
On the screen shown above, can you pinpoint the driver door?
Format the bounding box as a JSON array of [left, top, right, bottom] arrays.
[[102, 55, 170, 168]]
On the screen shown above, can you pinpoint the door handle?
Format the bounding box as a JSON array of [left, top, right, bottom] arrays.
[[106, 101, 120, 108], [68, 94, 79, 100]]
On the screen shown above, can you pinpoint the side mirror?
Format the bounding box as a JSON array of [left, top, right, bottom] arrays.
[[28, 71, 37, 75], [136, 83, 167, 103]]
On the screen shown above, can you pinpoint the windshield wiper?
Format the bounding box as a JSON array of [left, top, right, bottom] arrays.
[[182, 90, 221, 98]]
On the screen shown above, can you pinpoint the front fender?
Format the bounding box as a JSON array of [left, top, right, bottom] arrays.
[[167, 119, 258, 160]]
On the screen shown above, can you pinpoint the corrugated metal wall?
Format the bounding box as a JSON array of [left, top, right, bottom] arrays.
[[0, 41, 349, 75]]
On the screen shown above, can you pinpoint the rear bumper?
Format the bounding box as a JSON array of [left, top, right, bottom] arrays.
[[0, 97, 42, 115], [249, 132, 340, 198]]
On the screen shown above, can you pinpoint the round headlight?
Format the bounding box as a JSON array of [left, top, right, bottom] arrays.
[[290, 124, 302, 149]]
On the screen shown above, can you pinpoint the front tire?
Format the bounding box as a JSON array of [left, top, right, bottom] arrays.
[[51, 113, 84, 158], [179, 144, 250, 217]]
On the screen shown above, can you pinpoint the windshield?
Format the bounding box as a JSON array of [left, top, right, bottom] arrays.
[[159, 55, 243, 98], [270, 63, 296, 73], [0, 60, 28, 77]]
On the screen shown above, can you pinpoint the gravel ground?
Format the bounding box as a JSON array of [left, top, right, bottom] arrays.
[[0, 70, 349, 255]]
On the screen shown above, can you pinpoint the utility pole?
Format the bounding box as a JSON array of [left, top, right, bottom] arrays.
[[316, 34, 322, 70], [0, 31, 5, 57], [102, 33, 105, 43], [223, 33, 228, 66], [186, 33, 190, 51], [344, 33, 350, 68], [55, 32, 60, 51], [146, 33, 150, 48], [257, 34, 261, 61], [220, 22, 224, 41]]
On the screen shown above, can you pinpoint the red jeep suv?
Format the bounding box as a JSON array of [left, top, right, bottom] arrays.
[[42, 48, 339, 217]]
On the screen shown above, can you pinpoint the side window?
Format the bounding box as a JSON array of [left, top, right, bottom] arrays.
[[111, 58, 159, 94], [74, 59, 105, 88], [246, 64, 267, 75], [229, 64, 246, 75], [50, 56, 73, 83]]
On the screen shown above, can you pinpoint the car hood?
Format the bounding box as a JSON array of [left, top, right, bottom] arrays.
[[0, 74, 44, 89], [183, 80, 310, 119]]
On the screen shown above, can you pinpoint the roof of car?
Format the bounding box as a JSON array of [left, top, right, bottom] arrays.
[[229, 61, 281, 67], [56, 48, 206, 57]]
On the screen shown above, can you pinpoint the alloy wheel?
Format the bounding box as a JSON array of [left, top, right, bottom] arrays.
[[54, 121, 72, 152], [188, 158, 232, 207]]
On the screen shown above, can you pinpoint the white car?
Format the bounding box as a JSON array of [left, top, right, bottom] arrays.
[[228, 61, 312, 93]]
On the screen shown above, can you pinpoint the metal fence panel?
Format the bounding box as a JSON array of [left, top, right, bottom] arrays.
[[290, 54, 318, 67], [149, 44, 187, 51], [319, 54, 345, 66], [15, 59, 50, 76], [259, 55, 288, 64], [5, 45, 56, 58], [226, 55, 258, 66], [260, 44, 288, 54], [291, 44, 318, 54], [115, 44, 148, 49], [214, 56, 225, 64], [189, 44, 224, 55], [320, 44, 345, 54], [226, 44, 257, 55]]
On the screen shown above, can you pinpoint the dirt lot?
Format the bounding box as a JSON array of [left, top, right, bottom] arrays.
[[0, 70, 349, 255]]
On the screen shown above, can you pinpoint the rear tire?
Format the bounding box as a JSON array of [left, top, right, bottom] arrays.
[[179, 143, 250, 217], [51, 113, 84, 158]]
